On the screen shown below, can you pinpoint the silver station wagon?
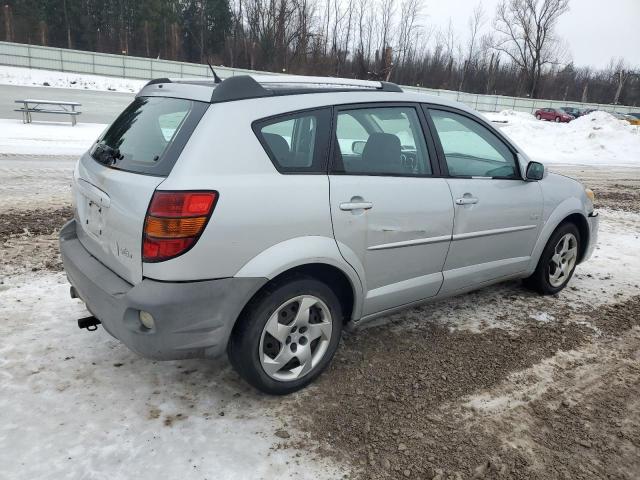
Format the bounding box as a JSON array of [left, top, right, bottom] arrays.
[[60, 75, 599, 394]]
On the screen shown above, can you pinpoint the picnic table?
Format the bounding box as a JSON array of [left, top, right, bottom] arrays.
[[14, 99, 82, 126]]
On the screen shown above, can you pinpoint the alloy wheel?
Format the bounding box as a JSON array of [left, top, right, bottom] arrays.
[[548, 233, 578, 287], [259, 295, 333, 381]]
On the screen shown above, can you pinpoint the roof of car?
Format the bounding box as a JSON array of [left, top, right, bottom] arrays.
[[136, 73, 480, 119]]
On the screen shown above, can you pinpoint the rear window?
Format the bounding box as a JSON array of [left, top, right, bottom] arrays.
[[91, 96, 208, 176]]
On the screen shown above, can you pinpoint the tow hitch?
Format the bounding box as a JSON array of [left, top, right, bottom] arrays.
[[78, 316, 101, 331]]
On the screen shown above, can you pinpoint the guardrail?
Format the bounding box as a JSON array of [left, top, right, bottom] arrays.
[[0, 41, 277, 81], [1, 41, 639, 115]]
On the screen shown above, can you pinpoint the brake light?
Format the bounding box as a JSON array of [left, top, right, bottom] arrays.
[[143, 191, 218, 262], [148, 192, 215, 217]]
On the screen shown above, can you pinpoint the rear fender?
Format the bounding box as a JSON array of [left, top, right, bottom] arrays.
[[234, 236, 365, 320]]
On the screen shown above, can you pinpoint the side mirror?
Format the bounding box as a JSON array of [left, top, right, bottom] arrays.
[[352, 140, 367, 155], [526, 161, 545, 181]]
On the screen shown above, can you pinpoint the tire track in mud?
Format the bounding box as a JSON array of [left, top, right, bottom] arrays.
[[0, 207, 73, 241], [1, 207, 73, 274], [284, 297, 640, 480]]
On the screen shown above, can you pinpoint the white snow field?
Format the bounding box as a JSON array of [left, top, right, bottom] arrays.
[[0, 119, 106, 155], [486, 110, 640, 166], [0, 66, 147, 93]]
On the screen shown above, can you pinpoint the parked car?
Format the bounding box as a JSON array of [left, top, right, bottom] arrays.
[[60, 75, 599, 394], [534, 107, 574, 122], [612, 112, 640, 125], [560, 107, 583, 118], [626, 113, 640, 126]]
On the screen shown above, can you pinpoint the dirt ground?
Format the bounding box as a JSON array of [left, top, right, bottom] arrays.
[[1, 160, 639, 479], [554, 165, 640, 214]]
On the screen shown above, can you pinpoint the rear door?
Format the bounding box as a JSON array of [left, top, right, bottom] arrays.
[[329, 104, 454, 316], [74, 96, 207, 284], [424, 106, 543, 294]]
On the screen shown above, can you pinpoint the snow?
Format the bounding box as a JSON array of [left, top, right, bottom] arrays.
[[0, 118, 105, 156], [529, 312, 555, 323], [485, 110, 640, 166], [0, 66, 147, 93], [0, 273, 344, 479]]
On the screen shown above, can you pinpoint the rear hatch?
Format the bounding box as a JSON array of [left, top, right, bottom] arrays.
[[74, 95, 208, 284]]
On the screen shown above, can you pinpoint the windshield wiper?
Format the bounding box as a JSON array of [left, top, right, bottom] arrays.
[[92, 142, 123, 166]]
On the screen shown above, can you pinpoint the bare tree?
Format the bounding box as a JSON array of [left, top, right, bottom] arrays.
[[379, 0, 396, 77], [3, 5, 15, 42], [396, 0, 423, 77], [63, 0, 72, 49], [436, 19, 458, 89], [491, 0, 569, 98], [459, 2, 484, 91], [610, 58, 633, 105]]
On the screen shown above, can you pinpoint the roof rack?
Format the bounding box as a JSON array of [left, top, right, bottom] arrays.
[[209, 75, 402, 103], [145, 74, 403, 102]]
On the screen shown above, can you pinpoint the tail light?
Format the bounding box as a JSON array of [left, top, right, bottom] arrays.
[[143, 191, 218, 262]]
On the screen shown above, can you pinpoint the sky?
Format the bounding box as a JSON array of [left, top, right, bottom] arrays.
[[424, 0, 640, 69]]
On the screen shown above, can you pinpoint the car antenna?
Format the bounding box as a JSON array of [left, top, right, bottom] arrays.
[[207, 61, 223, 84]]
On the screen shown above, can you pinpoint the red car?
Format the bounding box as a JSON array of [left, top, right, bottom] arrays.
[[534, 108, 574, 123]]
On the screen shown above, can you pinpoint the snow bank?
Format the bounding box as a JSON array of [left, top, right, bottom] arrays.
[[485, 110, 640, 166], [0, 66, 147, 93], [0, 118, 105, 155], [484, 109, 537, 123]]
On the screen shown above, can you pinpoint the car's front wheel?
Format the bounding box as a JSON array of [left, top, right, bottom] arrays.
[[228, 275, 343, 395], [536, 114, 542, 120], [555, 116, 561, 122], [524, 223, 580, 295]]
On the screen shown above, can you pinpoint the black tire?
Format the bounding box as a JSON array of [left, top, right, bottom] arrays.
[[555, 116, 561, 122], [524, 222, 581, 295], [536, 114, 542, 120], [228, 274, 343, 395]]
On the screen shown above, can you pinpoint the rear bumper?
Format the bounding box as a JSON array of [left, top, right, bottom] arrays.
[[59, 220, 266, 360], [583, 211, 599, 262]]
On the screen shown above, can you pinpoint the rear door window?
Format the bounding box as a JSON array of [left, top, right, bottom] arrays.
[[333, 106, 432, 176], [254, 108, 331, 173], [92, 96, 207, 176]]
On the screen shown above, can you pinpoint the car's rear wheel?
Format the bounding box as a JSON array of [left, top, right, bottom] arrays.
[[536, 114, 542, 120], [228, 275, 343, 395], [524, 223, 580, 295]]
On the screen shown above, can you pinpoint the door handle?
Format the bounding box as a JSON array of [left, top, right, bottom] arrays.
[[455, 197, 479, 205], [340, 201, 373, 211]]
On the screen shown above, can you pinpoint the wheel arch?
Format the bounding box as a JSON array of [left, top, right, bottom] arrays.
[[559, 212, 590, 263], [528, 199, 590, 274], [234, 235, 364, 322]]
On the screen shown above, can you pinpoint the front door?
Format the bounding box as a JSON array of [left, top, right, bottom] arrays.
[[329, 104, 454, 316], [425, 107, 543, 294]]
